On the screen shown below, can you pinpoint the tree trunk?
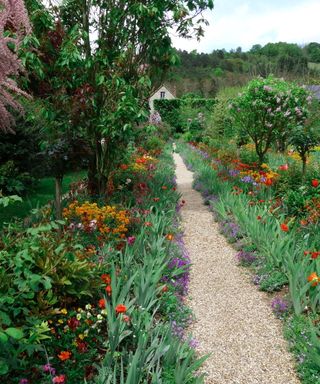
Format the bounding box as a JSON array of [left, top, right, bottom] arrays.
[[88, 151, 99, 196], [302, 155, 307, 178], [55, 176, 63, 220]]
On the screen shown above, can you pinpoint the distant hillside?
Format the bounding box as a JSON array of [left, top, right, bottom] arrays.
[[165, 42, 320, 97]]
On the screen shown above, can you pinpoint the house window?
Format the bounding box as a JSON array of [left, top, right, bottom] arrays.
[[160, 91, 166, 99]]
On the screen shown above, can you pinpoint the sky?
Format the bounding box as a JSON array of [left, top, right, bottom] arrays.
[[171, 0, 320, 53]]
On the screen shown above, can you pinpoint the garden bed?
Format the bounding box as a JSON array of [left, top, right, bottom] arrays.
[[177, 141, 320, 383], [0, 146, 204, 384]]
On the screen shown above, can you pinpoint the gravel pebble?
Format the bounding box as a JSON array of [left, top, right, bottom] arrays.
[[174, 152, 300, 384]]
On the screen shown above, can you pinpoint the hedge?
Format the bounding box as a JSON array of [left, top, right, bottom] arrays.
[[154, 98, 216, 132]]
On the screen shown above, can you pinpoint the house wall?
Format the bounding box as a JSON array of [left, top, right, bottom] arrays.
[[149, 86, 175, 113]]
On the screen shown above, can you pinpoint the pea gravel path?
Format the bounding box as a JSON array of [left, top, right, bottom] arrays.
[[173, 151, 300, 384]]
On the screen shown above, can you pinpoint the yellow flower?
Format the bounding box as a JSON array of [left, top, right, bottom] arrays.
[[60, 308, 68, 315]]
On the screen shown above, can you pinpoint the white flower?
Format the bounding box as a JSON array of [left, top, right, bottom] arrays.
[[85, 304, 92, 310]]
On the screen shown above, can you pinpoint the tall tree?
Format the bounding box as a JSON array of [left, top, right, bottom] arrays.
[[55, 0, 214, 195]]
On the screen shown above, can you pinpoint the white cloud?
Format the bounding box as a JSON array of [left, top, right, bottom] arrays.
[[172, 0, 320, 52]]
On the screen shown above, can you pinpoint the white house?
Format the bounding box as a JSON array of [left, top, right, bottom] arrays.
[[149, 84, 176, 113]]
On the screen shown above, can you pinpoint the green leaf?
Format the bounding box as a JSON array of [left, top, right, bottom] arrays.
[[0, 332, 8, 343], [0, 360, 9, 375], [5, 327, 24, 340], [0, 311, 11, 326]]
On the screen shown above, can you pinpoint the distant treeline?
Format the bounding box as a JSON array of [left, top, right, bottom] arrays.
[[166, 42, 320, 97]]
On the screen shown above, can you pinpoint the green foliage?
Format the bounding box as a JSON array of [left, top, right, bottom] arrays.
[[0, 161, 35, 195], [154, 99, 184, 131], [155, 98, 216, 137], [205, 97, 234, 139]]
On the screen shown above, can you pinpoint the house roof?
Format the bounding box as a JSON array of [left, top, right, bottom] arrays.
[[149, 83, 176, 98], [306, 85, 320, 100]]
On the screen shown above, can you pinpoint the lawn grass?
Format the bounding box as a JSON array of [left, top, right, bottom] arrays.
[[0, 171, 86, 227]]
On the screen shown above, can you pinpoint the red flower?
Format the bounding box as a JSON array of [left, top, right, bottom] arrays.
[[76, 339, 88, 353], [101, 274, 111, 285], [311, 252, 320, 260], [153, 197, 160, 202], [307, 272, 319, 287], [137, 182, 147, 191], [144, 221, 152, 227], [98, 298, 106, 309], [67, 317, 80, 331], [122, 315, 130, 323], [280, 223, 289, 232], [311, 179, 319, 188], [278, 164, 288, 171], [58, 351, 72, 361], [115, 304, 127, 314], [120, 164, 128, 170], [52, 375, 66, 384], [105, 285, 112, 296], [265, 179, 273, 186], [161, 185, 168, 190], [257, 215, 262, 220]]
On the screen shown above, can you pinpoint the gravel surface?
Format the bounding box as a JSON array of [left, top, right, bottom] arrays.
[[173, 152, 300, 384]]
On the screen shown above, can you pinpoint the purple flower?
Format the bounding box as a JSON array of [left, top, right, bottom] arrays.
[[240, 175, 254, 183], [127, 236, 136, 245], [229, 169, 240, 177], [189, 338, 199, 349], [236, 250, 257, 265], [19, 380, 29, 384], [271, 297, 289, 317], [43, 363, 56, 375]]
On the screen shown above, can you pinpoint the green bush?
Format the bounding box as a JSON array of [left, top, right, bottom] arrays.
[[154, 98, 216, 133], [0, 161, 36, 195]]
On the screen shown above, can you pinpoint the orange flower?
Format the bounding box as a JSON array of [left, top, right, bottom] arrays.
[[144, 221, 152, 227], [166, 234, 174, 241], [265, 179, 273, 186], [101, 274, 111, 285], [58, 351, 72, 361], [300, 219, 308, 226], [311, 179, 319, 188], [105, 285, 112, 296], [120, 164, 128, 170], [307, 272, 319, 287], [161, 186, 168, 190], [98, 298, 106, 309], [115, 304, 127, 314], [280, 223, 289, 232], [161, 285, 168, 293]]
